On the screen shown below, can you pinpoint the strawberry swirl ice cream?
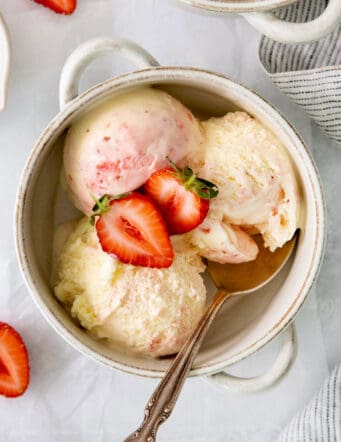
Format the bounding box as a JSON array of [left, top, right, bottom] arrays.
[[64, 88, 203, 215], [184, 111, 300, 263]]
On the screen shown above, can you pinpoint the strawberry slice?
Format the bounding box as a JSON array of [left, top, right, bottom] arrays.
[[33, 0, 77, 15], [94, 193, 174, 268], [0, 323, 30, 398], [143, 160, 218, 234]]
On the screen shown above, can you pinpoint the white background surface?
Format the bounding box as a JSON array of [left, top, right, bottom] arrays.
[[0, 0, 340, 441]]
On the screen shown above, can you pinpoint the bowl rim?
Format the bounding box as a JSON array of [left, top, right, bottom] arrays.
[[176, 0, 297, 13], [15, 66, 326, 378]]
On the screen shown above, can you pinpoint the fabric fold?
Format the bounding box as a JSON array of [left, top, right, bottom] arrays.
[[259, 0, 341, 145], [277, 364, 341, 441]]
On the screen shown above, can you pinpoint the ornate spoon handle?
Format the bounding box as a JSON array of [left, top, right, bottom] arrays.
[[124, 288, 231, 442]]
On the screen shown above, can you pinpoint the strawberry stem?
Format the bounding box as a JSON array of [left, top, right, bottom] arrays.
[[167, 158, 218, 200], [85, 192, 131, 234], [185, 173, 196, 189]]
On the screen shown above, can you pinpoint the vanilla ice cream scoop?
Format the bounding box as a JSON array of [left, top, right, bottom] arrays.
[[54, 219, 206, 357], [185, 111, 300, 261], [64, 88, 203, 215]]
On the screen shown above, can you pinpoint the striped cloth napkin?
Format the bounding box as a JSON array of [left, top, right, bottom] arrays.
[[277, 364, 341, 441], [259, 0, 341, 145]]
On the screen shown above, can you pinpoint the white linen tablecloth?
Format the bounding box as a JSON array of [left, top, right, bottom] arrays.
[[0, 1, 339, 440]]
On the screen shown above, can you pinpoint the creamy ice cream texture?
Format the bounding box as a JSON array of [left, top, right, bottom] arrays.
[[64, 87, 203, 215], [183, 111, 300, 263], [54, 219, 206, 357], [57, 91, 300, 356]]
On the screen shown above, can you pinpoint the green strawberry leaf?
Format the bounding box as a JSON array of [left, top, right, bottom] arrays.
[[85, 192, 132, 233], [167, 158, 218, 200]]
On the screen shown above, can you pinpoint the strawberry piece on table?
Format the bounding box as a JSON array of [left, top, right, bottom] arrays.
[[0, 323, 30, 398], [33, 0, 77, 15], [93, 193, 174, 268], [143, 160, 218, 234]]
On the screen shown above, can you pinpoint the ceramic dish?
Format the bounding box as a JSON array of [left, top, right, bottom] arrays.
[[15, 38, 326, 393], [0, 11, 10, 110], [175, 0, 341, 43]]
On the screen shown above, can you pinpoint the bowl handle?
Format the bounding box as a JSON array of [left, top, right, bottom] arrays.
[[242, 0, 341, 44], [0, 12, 10, 111], [59, 37, 160, 110], [205, 323, 297, 393]]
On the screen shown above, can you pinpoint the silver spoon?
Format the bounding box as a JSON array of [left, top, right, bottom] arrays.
[[125, 233, 297, 442]]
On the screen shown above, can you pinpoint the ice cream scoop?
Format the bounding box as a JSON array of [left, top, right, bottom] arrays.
[[63, 88, 203, 215], [54, 218, 206, 357], [185, 111, 300, 263]]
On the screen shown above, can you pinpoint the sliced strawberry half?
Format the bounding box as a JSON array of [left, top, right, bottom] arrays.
[[143, 160, 218, 234], [94, 193, 174, 268], [33, 0, 77, 15], [0, 323, 30, 398]]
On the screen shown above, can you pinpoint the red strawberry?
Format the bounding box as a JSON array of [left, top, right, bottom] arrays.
[[0, 323, 30, 398], [143, 160, 218, 234], [33, 0, 77, 15], [93, 193, 174, 268]]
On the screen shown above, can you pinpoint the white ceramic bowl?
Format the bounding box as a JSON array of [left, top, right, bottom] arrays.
[[175, 0, 341, 43], [0, 11, 10, 110], [15, 38, 326, 393]]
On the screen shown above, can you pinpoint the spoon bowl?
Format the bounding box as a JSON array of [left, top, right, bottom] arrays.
[[208, 234, 298, 293]]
